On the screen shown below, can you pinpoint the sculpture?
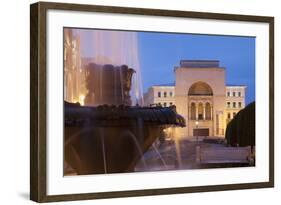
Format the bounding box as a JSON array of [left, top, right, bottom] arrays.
[[64, 64, 185, 175]]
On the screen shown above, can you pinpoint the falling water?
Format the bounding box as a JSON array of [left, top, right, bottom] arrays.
[[174, 138, 183, 168], [121, 130, 147, 168], [64, 28, 189, 175], [152, 144, 168, 169], [100, 128, 107, 174], [64, 28, 144, 106]]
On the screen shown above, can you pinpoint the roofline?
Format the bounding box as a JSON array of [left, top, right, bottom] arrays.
[[152, 85, 175, 88], [226, 85, 247, 88], [148, 84, 246, 89], [180, 60, 220, 62], [174, 66, 225, 70]]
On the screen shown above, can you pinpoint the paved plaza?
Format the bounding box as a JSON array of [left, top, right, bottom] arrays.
[[135, 137, 251, 172]]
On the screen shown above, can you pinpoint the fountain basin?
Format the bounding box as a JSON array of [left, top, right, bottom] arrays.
[[64, 63, 185, 175], [64, 101, 185, 175]]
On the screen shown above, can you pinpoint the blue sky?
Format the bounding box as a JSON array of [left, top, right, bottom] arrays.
[[138, 32, 255, 104]]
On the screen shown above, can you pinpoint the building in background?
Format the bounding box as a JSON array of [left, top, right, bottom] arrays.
[[143, 83, 175, 107], [64, 28, 87, 105], [225, 85, 246, 124], [144, 60, 246, 138]]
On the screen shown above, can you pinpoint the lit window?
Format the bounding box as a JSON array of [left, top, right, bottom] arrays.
[[158, 92, 161, 97], [233, 102, 236, 108], [238, 102, 242, 108], [164, 92, 167, 98], [227, 113, 231, 119], [233, 92, 236, 97], [227, 102, 231, 108]]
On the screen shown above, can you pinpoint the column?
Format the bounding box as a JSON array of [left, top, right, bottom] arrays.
[[216, 113, 219, 135], [195, 103, 198, 120], [210, 105, 213, 120], [188, 105, 191, 120], [203, 104, 206, 120]]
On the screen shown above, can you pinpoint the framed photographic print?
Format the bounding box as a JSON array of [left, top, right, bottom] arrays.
[[30, 1, 274, 202]]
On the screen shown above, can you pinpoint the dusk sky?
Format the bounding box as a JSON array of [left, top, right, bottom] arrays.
[[77, 29, 255, 104], [138, 32, 255, 105]]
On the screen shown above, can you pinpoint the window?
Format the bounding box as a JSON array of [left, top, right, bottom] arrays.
[[158, 92, 161, 97], [163, 102, 167, 107], [238, 92, 241, 97], [198, 103, 203, 120], [227, 102, 231, 108], [205, 102, 211, 120], [233, 92, 236, 97], [233, 102, 236, 108], [227, 113, 231, 119], [233, 112, 236, 117], [169, 91, 173, 97], [227, 92, 230, 97], [164, 92, 167, 98], [191, 103, 196, 120], [169, 102, 173, 106], [238, 102, 242, 108]]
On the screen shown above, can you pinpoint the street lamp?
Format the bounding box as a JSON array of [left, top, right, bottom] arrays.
[[195, 121, 199, 142]]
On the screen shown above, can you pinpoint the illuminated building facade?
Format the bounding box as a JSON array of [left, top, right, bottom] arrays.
[[144, 60, 246, 138], [64, 28, 86, 105]]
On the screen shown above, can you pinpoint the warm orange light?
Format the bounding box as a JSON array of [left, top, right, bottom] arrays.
[[79, 94, 85, 106]]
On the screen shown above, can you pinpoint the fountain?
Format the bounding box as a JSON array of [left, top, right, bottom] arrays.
[[63, 29, 185, 175], [64, 65, 185, 175], [84, 63, 135, 106]]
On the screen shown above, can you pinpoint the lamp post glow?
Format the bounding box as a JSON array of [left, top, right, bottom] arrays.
[[195, 121, 199, 142], [78, 94, 85, 106]]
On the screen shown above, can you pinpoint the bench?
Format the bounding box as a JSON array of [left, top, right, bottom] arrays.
[[196, 146, 253, 165]]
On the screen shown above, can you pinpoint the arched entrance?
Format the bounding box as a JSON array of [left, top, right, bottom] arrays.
[[188, 81, 213, 96], [188, 82, 214, 137]]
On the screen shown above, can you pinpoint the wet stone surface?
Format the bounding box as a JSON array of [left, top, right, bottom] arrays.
[[134, 138, 241, 172]]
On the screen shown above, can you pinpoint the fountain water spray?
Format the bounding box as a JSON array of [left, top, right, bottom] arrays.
[[64, 28, 144, 106], [63, 28, 186, 175]]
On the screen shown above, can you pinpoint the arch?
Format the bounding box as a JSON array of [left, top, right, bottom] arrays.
[[190, 102, 196, 120], [205, 102, 211, 120], [188, 81, 213, 96]]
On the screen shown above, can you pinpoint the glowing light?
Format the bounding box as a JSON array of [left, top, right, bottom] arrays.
[[79, 94, 85, 106]]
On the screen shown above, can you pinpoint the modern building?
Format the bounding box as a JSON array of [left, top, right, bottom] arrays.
[[144, 60, 246, 138]]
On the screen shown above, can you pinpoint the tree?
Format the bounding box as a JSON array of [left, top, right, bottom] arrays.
[[226, 102, 255, 147]]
